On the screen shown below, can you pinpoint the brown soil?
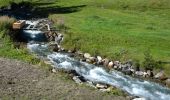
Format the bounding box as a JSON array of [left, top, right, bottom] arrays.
[[0, 58, 129, 100]]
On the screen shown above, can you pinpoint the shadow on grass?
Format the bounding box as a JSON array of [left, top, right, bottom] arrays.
[[0, 1, 86, 19]]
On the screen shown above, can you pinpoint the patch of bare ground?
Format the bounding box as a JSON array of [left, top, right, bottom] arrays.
[[0, 58, 128, 100]]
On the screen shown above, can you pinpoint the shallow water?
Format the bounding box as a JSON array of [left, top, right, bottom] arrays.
[[27, 43, 170, 100]]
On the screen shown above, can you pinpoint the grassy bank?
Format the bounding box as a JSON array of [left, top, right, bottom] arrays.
[[0, 16, 39, 64], [0, 0, 170, 72]]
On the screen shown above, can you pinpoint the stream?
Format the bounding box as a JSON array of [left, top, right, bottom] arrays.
[[27, 42, 170, 100]]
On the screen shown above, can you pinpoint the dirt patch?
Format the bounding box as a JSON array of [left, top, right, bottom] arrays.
[[0, 58, 128, 100]]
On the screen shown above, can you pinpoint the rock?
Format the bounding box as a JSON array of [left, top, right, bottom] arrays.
[[114, 61, 120, 67], [97, 56, 102, 64], [99, 87, 112, 92], [77, 51, 83, 55], [165, 79, 170, 87], [146, 70, 154, 77], [52, 68, 57, 73], [154, 71, 167, 80], [86, 59, 92, 63], [89, 57, 96, 63], [108, 61, 114, 69], [143, 72, 148, 77], [124, 70, 133, 75], [96, 83, 107, 89], [133, 97, 146, 100], [135, 71, 144, 76], [73, 76, 82, 84], [84, 53, 91, 59], [114, 66, 118, 69], [102, 58, 109, 67], [86, 81, 96, 88]]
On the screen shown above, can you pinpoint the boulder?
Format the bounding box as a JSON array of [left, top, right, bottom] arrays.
[[96, 83, 107, 89], [143, 72, 148, 77], [89, 57, 96, 63], [165, 79, 170, 87], [146, 70, 154, 77], [73, 76, 82, 84], [84, 53, 91, 59], [154, 71, 167, 80], [97, 56, 102, 63], [102, 58, 109, 67], [114, 61, 120, 67], [99, 87, 112, 92], [135, 71, 144, 76], [108, 61, 114, 69]]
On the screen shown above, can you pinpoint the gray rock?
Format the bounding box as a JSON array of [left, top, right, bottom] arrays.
[[73, 76, 82, 84], [96, 83, 107, 89], [135, 71, 144, 76]]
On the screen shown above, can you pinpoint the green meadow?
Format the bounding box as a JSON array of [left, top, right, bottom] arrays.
[[0, 0, 170, 72]]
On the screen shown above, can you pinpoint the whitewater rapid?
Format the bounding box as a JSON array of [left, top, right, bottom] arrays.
[[27, 43, 170, 100]]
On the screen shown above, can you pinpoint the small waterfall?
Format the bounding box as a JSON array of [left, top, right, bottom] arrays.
[[27, 43, 170, 100]]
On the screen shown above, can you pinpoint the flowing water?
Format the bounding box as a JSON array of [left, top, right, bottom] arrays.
[[27, 43, 170, 100]]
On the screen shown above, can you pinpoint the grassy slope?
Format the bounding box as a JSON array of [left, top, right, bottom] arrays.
[[48, 0, 170, 62], [49, 0, 170, 74], [0, 0, 170, 72]]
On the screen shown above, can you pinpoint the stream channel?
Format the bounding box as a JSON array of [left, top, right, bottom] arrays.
[[24, 28, 170, 100]]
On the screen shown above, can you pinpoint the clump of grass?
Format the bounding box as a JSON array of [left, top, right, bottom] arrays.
[[0, 16, 39, 64]]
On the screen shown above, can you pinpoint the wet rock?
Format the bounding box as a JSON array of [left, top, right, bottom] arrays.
[[154, 71, 167, 80], [49, 44, 59, 52], [73, 76, 82, 84], [96, 83, 107, 89], [108, 61, 114, 69], [84, 53, 91, 59]]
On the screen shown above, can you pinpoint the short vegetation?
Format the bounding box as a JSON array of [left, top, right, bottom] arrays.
[[0, 0, 170, 74], [0, 16, 38, 64]]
